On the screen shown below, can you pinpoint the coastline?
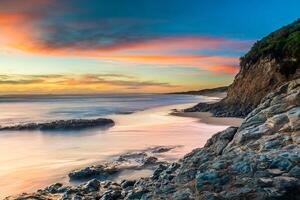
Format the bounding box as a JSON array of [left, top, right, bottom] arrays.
[[4, 17, 299, 199], [8, 78, 298, 200], [2, 97, 238, 199]]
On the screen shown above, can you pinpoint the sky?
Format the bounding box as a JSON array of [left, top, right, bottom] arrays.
[[0, 0, 299, 94]]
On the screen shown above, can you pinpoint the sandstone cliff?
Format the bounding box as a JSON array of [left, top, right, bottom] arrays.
[[186, 19, 300, 117]]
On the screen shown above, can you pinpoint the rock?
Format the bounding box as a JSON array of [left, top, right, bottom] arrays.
[[151, 146, 175, 153], [172, 188, 193, 200], [125, 188, 148, 199], [152, 164, 168, 180], [121, 180, 136, 189], [82, 179, 100, 192], [231, 161, 253, 174], [166, 163, 180, 173], [267, 168, 285, 176], [0, 118, 114, 131], [274, 176, 300, 190], [195, 170, 228, 189], [69, 166, 104, 180], [45, 183, 64, 193], [110, 189, 122, 199], [200, 191, 222, 200], [101, 193, 113, 200], [288, 166, 300, 178], [257, 178, 273, 187], [270, 158, 293, 171], [143, 156, 158, 165], [71, 194, 83, 200], [204, 126, 238, 155]]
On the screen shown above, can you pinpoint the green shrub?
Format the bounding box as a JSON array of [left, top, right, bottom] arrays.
[[240, 18, 300, 69]]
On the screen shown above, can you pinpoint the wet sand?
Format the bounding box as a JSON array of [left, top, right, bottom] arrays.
[[171, 111, 243, 127], [0, 102, 240, 198]]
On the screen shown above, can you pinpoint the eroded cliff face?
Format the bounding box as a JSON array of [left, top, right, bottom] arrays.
[[220, 57, 299, 116], [186, 19, 300, 117]]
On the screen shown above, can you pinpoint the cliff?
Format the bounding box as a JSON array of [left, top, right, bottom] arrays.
[[185, 19, 300, 117]]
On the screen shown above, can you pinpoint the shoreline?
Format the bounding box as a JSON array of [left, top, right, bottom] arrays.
[[171, 111, 243, 127], [3, 99, 239, 199]]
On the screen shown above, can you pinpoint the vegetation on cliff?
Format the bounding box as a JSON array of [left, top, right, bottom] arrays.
[[241, 18, 300, 77], [186, 19, 300, 117]]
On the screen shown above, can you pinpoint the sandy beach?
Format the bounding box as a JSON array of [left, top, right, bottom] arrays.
[[171, 111, 243, 127]]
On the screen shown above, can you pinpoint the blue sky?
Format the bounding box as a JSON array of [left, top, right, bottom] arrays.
[[0, 0, 299, 94]]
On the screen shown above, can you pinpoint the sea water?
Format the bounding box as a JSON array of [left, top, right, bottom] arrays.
[[0, 94, 227, 198]]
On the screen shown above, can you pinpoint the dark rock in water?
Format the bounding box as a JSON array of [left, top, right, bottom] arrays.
[[184, 102, 252, 117], [151, 146, 175, 153], [69, 165, 117, 181], [68, 148, 166, 183], [0, 118, 114, 131], [143, 156, 158, 165]]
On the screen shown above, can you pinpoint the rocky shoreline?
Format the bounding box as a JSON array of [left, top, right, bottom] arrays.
[[6, 79, 300, 200], [0, 118, 114, 131], [68, 145, 178, 182]]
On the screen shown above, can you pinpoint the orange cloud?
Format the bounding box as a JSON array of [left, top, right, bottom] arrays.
[[0, 74, 180, 94], [96, 54, 239, 74], [0, 12, 42, 52], [111, 36, 249, 53], [0, 9, 248, 75]]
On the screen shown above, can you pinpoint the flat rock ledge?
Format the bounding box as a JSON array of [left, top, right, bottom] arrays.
[[183, 101, 252, 118], [68, 146, 177, 182], [0, 118, 114, 131], [5, 79, 300, 200]]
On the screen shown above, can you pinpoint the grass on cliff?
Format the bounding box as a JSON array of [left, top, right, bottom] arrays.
[[240, 18, 300, 76]]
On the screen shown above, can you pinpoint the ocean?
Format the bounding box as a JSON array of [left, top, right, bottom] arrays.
[[0, 94, 205, 126], [0, 94, 227, 198]]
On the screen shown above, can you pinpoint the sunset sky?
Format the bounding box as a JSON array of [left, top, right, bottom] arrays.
[[0, 0, 299, 94]]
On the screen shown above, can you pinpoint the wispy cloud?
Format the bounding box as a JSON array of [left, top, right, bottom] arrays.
[[0, 1, 253, 75], [0, 0, 256, 95], [97, 54, 240, 74], [0, 74, 179, 94]]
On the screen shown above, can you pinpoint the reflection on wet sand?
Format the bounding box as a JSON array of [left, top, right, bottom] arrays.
[[0, 103, 232, 198]]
